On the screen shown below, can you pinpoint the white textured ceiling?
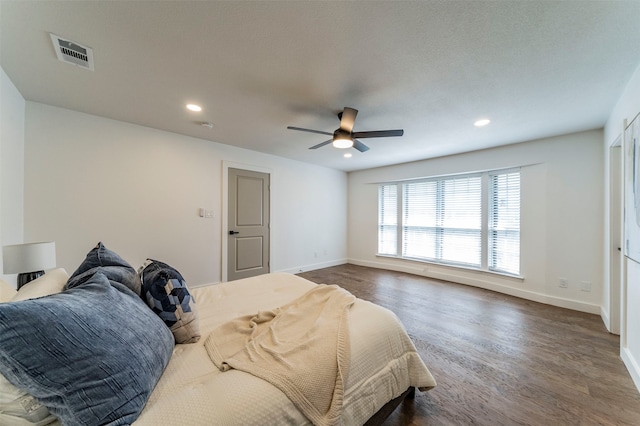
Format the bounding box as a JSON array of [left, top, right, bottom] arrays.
[[2, 1, 640, 172]]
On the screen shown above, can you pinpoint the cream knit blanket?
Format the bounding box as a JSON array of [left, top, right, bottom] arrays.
[[204, 284, 356, 426]]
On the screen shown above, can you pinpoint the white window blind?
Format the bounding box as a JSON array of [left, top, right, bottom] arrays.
[[378, 184, 398, 255], [402, 176, 482, 266], [488, 171, 520, 275], [377, 169, 521, 277]]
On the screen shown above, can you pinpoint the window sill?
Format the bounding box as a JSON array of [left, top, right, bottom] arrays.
[[375, 254, 524, 282]]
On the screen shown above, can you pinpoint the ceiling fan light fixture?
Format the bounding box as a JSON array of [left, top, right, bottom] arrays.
[[333, 137, 353, 149], [332, 128, 353, 149]]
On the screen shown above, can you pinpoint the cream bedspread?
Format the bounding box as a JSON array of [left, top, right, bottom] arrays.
[[134, 272, 436, 426], [205, 285, 355, 426]]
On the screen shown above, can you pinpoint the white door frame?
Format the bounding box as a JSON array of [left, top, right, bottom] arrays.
[[221, 160, 273, 283], [609, 138, 623, 335]]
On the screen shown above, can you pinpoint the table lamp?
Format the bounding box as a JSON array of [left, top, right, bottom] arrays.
[[3, 242, 56, 289]]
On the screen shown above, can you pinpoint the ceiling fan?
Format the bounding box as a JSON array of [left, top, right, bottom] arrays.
[[287, 107, 404, 152]]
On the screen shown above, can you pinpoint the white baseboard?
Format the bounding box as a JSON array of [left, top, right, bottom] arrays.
[[279, 258, 347, 275], [192, 259, 348, 287], [348, 258, 601, 315], [190, 280, 221, 289], [622, 346, 640, 393], [600, 306, 612, 333]]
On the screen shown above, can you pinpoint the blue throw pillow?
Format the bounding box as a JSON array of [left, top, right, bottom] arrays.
[[66, 242, 141, 296], [0, 272, 174, 426], [139, 259, 201, 344]]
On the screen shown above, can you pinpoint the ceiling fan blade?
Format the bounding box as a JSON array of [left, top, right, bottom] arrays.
[[287, 126, 333, 136], [339, 107, 358, 132], [353, 139, 369, 152], [309, 139, 333, 149], [352, 129, 404, 139]]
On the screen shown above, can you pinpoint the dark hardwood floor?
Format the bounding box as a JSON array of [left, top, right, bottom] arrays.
[[297, 264, 640, 426]]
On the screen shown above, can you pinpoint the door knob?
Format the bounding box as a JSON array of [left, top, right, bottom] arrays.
[[229, 230, 239, 235]]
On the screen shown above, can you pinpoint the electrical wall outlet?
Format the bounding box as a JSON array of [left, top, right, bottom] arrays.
[[580, 281, 592, 292], [559, 277, 569, 288]]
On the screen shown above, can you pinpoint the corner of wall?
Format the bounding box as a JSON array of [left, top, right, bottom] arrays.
[[622, 347, 640, 395], [0, 67, 26, 285]]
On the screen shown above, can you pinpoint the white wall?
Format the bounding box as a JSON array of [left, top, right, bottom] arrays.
[[605, 62, 640, 391], [0, 67, 25, 286], [23, 102, 347, 286], [348, 130, 604, 314]]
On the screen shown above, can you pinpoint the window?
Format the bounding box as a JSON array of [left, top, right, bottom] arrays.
[[488, 171, 520, 275], [378, 184, 398, 256], [378, 169, 520, 276]]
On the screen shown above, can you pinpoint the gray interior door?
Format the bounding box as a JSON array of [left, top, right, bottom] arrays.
[[227, 168, 270, 281]]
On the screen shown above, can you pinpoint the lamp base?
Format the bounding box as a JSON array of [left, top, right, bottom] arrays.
[[17, 271, 45, 290]]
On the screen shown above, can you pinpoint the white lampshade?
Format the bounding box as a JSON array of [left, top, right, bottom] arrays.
[[3, 242, 56, 274]]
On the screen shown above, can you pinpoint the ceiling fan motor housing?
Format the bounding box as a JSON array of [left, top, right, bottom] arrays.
[[334, 128, 351, 139]]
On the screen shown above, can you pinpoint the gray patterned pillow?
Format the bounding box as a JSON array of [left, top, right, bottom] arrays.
[[139, 259, 201, 344]]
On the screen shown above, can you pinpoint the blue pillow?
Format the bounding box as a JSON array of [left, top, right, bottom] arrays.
[[66, 242, 141, 296], [139, 259, 201, 344], [0, 272, 174, 425]]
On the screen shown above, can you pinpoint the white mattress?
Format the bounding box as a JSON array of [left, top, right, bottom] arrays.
[[134, 272, 436, 425]]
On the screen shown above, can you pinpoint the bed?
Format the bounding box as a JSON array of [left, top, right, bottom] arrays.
[[0, 243, 436, 426]]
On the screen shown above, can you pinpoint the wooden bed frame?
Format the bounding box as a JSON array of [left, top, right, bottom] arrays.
[[365, 386, 416, 425]]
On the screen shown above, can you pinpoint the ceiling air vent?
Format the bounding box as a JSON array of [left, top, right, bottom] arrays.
[[49, 33, 94, 71]]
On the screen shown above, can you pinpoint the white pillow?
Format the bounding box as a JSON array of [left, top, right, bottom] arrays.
[[11, 269, 68, 302], [0, 373, 57, 425], [0, 278, 17, 303], [0, 269, 67, 425]]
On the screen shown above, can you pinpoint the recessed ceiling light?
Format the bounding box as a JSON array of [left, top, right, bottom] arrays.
[[474, 119, 491, 127], [344, 153, 352, 158], [186, 104, 202, 112]]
